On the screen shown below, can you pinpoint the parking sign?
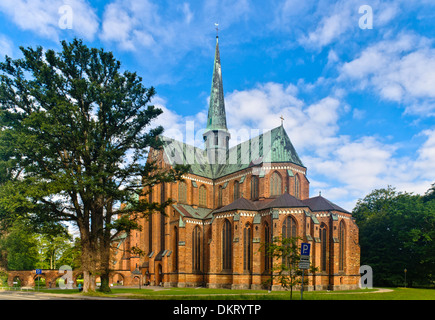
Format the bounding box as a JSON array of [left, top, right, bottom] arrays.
[[36, 269, 42, 275], [300, 243, 311, 256]]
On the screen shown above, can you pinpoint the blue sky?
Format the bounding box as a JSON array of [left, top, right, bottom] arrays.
[[1, 0, 435, 211]]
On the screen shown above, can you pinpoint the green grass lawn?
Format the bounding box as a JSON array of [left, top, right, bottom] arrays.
[[38, 286, 435, 300]]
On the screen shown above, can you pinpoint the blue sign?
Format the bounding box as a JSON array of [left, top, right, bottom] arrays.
[[36, 269, 42, 274], [300, 243, 311, 256]]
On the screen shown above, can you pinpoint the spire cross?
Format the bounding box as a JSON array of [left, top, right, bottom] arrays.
[[280, 115, 284, 126]]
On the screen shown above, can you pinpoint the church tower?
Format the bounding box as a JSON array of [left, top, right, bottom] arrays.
[[203, 35, 231, 166]]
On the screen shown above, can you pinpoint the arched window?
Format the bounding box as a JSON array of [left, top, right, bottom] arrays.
[[199, 185, 207, 207], [243, 223, 252, 271], [192, 226, 201, 272], [160, 183, 166, 253], [218, 185, 223, 208], [282, 216, 297, 267], [161, 182, 166, 203], [234, 181, 240, 201], [160, 210, 165, 252], [339, 221, 346, 271], [295, 174, 300, 199], [178, 181, 187, 204], [264, 222, 270, 272], [282, 215, 297, 239], [320, 224, 328, 272], [148, 213, 153, 253], [173, 226, 178, 271], [251, 175, 259, 200], [148, 186, 153, 254], [222, 219, 232, 270], [270, 171, 282, 197]]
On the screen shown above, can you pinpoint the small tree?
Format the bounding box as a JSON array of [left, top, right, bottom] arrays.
[[262, 236, 302, 299]]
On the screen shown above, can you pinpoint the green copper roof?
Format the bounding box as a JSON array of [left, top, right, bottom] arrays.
[[212, 125, 304, 177], [205, 36, 228, 132], [160, 125, 304, 179]]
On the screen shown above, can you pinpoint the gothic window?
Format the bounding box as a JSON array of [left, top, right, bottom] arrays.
[[270, 171, 282, 197], [199, 185, 207, 207], [148, 185, 153, 203], [173, 226, 178, 271], [320, 224, 328, 272], [161, 182, 166, 203], [243, 223, 252, 271], [282, 216, 297, 267], [178, 181, 187, 204], [282, 215, 297, 239], [192, 226, 201, 272], [222, 219, 232, 270], [234, 181, 240, 201], [218, 185, 223, 208], [148, 185, 153, 254], [339, 221, 346, 271], [251, 175, 259, 200], [295, 174, 300, 199], [264, 222, 270, 272], [160, 212, 166, 253]]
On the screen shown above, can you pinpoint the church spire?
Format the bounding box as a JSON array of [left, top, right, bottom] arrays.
[[203, 33, 231, 169], [206, 35, 228, 131]]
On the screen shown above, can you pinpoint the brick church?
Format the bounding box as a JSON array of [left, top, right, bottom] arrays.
[[112, 36, 361, 291]]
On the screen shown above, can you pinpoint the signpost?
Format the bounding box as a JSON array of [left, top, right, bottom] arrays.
[[35, 269, 42, 291], [299, 243, 311, 300]]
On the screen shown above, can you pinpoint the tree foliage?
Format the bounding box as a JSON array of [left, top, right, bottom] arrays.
[[0, 219, 39, 270], [353, 185, 435, 287], [0, 39, 188, 292], [262, 236, 317, 299]]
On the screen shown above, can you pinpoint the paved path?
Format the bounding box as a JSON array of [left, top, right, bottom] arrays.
[[0, 290, 131, 300], [319, 288, 393, 294]]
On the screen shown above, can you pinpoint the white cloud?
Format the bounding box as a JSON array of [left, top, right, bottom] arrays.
[[300, 13, 349, 48], [0, 0, 99, 41], [296, 0, 406, 50], [181, 2, 194, 24], [414, 129, 435, 175], [224, 83, 344, 157], [340, 32, 435, 113], [151, 96, 207, 148], [100, 0, 157, 51], [0, 34, 14, 58]]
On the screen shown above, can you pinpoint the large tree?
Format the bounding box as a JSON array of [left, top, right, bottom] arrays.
[[0, 39, 187, 292], [353, 186, 435, 287]]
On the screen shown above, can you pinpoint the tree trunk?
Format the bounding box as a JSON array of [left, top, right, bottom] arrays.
[[98, 230, 112, 293], [98, 249, 112, 293], [99, 273, 111, 293], [83, 270, 96, 293], [79, 226, 97, 293]]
